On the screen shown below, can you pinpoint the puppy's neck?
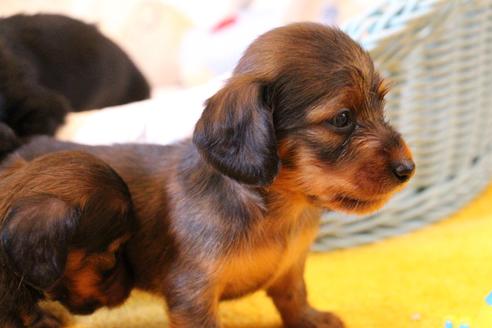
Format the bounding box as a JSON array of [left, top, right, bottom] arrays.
[[180, 144, 268, 222], [184, 143, 316, 225], [266, 175, 316, 223]]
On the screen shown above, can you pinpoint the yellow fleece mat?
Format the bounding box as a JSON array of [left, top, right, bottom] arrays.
[[54, 184, 492, 328]]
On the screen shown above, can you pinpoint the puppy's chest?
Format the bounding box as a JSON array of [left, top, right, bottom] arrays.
[[218, 215, 319, 299]]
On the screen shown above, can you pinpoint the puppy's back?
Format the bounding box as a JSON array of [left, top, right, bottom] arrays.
[[0, 14, 150, 109]]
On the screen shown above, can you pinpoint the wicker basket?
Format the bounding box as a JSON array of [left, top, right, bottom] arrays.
[[314, 0, 492, 251]]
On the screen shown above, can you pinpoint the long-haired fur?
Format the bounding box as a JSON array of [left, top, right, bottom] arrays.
[[0, 151, 136, 327], [3, 23, 414, 327]]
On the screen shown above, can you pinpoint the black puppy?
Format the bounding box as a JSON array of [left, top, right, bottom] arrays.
[[0, 13, 150, 137]]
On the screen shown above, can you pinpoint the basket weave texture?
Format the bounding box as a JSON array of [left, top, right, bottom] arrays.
[[315, 0, 492, 251]]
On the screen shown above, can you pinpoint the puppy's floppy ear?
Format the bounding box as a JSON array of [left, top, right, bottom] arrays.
[[0, 195, 79, 290], [193, 76, 279, 185]]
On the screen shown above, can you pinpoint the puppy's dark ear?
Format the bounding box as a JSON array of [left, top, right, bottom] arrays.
[[0, 195, 79, 289], [193, 76, 279, 185]]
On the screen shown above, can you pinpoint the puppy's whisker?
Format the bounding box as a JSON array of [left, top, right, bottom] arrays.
[[17, 275, 24, 291]]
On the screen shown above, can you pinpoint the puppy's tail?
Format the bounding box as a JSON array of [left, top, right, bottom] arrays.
[[0, 123, 21, 161]]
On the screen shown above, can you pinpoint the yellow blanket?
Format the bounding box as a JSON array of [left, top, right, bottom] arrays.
[[56, 184, 492, 328]]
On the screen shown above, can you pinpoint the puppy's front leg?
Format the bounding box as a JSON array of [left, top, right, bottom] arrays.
[[164, 270, 220, 328], [8, 84, 70, 137], [21, 305, 62, 328], [267, 254, 344, 328]]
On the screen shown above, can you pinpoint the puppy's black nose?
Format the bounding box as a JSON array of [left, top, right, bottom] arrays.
[[391, 159, 415, 182]]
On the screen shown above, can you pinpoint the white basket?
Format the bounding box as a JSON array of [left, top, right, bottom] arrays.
[[315, 0, 492, 251]]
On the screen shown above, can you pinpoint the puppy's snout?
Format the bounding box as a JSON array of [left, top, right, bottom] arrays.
[[391, 159, 415, 182]]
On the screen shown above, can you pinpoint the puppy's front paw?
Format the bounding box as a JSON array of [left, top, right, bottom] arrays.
[[31, 314, 61, 328], [285, 309, 345, 328], [10, 92, 70, 137], [24, 309, 62, 328]]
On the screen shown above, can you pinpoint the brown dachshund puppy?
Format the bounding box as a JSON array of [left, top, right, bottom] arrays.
[[0, 151, 136, 327], [8, 23, 414, 327]]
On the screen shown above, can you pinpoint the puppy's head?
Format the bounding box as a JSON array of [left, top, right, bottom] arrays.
[[44, 192, 135, 315], [0, 152, 136, 315], [193, 23, 414, 214]]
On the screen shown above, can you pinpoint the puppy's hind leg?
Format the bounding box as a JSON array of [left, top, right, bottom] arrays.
[[267, 253, 345, 328]]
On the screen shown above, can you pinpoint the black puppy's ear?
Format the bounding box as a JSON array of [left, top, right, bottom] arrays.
[[193, 76, 279, 185], [0, 195, 79, 289]]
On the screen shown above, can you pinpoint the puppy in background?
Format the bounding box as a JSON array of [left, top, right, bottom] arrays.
[[0, 151, 136, 327], [9, 23, 415, 327], [0, 13, 150, 138]]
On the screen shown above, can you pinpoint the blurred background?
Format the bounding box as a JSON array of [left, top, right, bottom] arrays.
[[0, 0, 378, 145], [1, 0, 375, 87]]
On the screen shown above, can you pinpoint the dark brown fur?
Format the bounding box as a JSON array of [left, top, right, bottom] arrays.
[[0, 151, 136, 327], [6, 23, 415, 327], [0, 13, 150, 138]]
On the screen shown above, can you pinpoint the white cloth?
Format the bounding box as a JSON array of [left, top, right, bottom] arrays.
[[56, 78, 224, 145]]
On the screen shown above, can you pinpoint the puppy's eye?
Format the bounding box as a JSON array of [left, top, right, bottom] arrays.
[[328, 109, 353, 130], [327, 109, 354, 133]]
